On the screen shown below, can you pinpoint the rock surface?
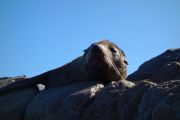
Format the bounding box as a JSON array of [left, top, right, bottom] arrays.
[[0, 88, 37, 120], [0, 76, 26, 88], [0, 49, 179, 120], [127, 48, 180, 83]]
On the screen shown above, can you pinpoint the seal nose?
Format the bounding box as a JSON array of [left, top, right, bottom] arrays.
[[91, 44, 102, 53]]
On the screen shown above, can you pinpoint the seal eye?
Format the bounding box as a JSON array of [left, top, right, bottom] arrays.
[[109, 47, 116, 53]]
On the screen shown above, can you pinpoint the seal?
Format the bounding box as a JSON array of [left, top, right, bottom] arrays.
[[0, 40, 128, 94]]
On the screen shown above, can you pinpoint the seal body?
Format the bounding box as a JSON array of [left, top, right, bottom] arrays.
[[0, 40, 128, 94]]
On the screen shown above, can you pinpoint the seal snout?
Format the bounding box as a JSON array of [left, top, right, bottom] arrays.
[[91, 44, 103, 54]]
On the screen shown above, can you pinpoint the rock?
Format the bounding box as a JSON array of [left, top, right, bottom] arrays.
[[151, 62, 180, 83], [0, 88, 37, 120], [81, 80, 135, 120], [25, 81, 104, 120], [0, 48, 179, 120], [127, 48, 180, 83], [0, 76, 26, 88], [151, 80, 180, 120], [136, 80, 180, 120]]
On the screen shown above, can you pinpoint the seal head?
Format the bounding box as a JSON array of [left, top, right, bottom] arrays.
[[81, 40, 128, 83]]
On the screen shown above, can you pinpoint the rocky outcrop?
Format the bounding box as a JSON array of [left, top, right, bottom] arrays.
[[0, 88, 37, 120], [127, 48, 180, 83], [0, 76, 26, 88], [0, 48, 179, 120]]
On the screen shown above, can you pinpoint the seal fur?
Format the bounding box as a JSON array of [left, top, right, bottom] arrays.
[[0, 40, 128, 94]]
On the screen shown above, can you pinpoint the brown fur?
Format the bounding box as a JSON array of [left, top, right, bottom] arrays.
[[0, 40, 128, 94]]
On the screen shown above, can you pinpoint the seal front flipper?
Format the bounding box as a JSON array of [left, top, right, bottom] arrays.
[[0, 73, 48, 95], [0, 78, 36, 95]]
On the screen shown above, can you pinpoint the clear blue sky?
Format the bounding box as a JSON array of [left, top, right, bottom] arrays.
[[0, 0, 180, 77]]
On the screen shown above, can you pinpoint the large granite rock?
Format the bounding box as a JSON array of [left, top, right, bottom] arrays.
[[25, 81, 104, 120], [0, 88, 37, 120], [127, 48, 180, 83], [0, 48, 179, 120]]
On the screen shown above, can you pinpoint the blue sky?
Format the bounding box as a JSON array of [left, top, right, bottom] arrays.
[[0, 0, 180, 77]]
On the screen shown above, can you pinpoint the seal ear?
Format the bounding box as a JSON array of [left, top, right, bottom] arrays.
[[124, 59, 128, 65]]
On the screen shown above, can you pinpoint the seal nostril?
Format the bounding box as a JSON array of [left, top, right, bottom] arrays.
[[92, 44, 101, 53]]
